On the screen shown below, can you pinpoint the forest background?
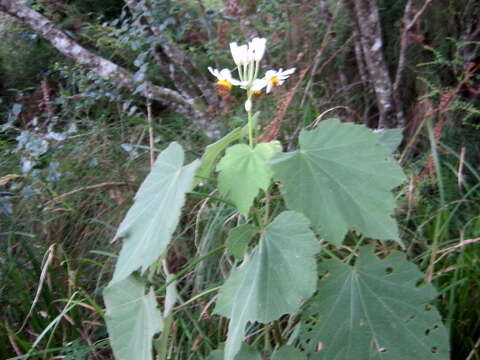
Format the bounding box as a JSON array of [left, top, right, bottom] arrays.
[[0, 0, 480, 359]]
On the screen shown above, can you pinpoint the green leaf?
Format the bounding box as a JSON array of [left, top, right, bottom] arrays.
[[375, 128, 404, 153], [195, 127, 244, 186], [215, 211, 320, 360], [217, 142, 278, 217], [226, 224, 258, 260], [207, 344, 261, 360], [104, 275, 163, 360], [270, 119, 406, 246], [300, 246, 449, 360], [272, 346, 307, 360], [112, 142, 200, 283]]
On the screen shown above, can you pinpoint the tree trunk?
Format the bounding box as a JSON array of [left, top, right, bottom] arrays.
[[347, 0, 403, 128], [0, 0, 220, 138]]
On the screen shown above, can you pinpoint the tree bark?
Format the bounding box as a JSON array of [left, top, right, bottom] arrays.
[[346, 0, 403, 128], [0, 0, 219, 138]]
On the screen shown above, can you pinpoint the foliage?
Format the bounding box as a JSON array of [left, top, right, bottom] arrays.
[[111, 142, 199, 283], [217, 142, 279, 217], [215, 211, 320, 359], [104, 275, 163, 360], [2, 0, 480, 359], [300, 246, 449, 359], [271, 119, 406, 245]]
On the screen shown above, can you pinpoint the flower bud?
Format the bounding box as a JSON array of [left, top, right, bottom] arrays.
[[245, 99, 252, 112]]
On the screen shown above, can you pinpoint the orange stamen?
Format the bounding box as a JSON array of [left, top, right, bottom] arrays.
[[216, 79, 232, 92]]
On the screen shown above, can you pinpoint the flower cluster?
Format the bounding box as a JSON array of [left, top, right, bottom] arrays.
[[208, 37, 295, 101]]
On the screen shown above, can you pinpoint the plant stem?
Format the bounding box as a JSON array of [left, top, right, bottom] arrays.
[[155, 315, 173, 360], [247, 99, 254, 148]]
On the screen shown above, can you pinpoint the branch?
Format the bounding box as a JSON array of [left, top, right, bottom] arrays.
[[394, 0, 432, 93], [125, 0, 218, 106], [0, 0, 217, 137]]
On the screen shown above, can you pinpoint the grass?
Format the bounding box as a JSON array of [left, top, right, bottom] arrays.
[[1, 71, 480, 360]]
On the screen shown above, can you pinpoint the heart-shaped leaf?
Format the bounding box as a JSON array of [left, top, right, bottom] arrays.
[[112, 142, 200, 283]]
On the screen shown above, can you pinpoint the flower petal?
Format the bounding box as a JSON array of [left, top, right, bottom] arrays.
[[219, 68, 233, 80], [250, 37, 267, 62], [251, 79, 267, 91]]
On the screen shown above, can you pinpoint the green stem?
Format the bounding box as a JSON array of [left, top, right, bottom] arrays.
[[155, 315, 173, 360], [247, 99, 254, 148]]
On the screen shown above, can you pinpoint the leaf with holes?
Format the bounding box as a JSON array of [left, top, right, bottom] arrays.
[[270, 119, 406, 246], [300, 245, 449, 360], [104, 275, 163, 360], [217, 142, 279, 217], [215, 211, 320, 360], [112, 142, 200, 283]]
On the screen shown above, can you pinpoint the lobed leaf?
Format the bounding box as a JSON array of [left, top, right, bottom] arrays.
[[215, 211, 320, 360], [300, 246, 450, 360], [217, 142, 279, 217], [270, 118, 406, 246]]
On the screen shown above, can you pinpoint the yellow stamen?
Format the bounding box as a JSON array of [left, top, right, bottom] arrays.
[[216, 79, 232, 91], [269, 76, 280, 87], [252, 89, 262, 96]]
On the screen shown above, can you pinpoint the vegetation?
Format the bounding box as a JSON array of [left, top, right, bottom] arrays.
[[1, 0, 479, 359]]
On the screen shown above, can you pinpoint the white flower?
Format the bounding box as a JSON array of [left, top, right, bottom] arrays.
[[245, 99, 252, 112], [230, 38, 267, 66], [264, 68, 296, 93], [248, 37, 267, 62], [229, 42, 249, 66], [208, 67, 241, 91], [250, 78, 267, 92]]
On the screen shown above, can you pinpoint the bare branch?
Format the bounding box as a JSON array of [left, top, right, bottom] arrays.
[[394, 0, 432, 94]]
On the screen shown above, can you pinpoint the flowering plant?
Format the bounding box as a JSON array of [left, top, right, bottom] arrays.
[[102, 37, 449, 360], [209, 37, 295, 146]]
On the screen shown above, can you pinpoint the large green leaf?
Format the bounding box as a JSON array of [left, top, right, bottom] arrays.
[[300, 246, 449, 359], [226, 224, 258, 260], [217, 142, 279, 217], [195, 127, 244, 186], [375, 128, 404, 153], [207, 344, 261, 360], [104, 275, 163, 360], [270, 119, 406, 246], [112, 142, 200, 283], [215, 211, 320, 360], [272, 346, 307, 360]]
